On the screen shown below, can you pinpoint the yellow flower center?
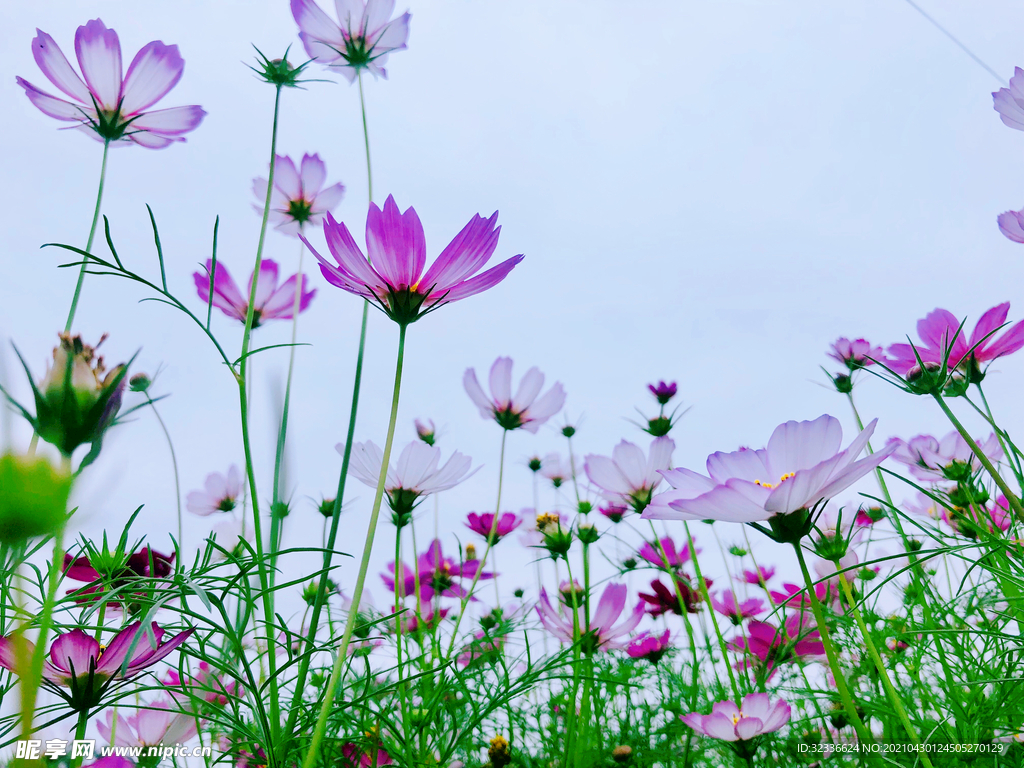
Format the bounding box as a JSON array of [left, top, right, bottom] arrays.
[[754, 472, 795, 489]]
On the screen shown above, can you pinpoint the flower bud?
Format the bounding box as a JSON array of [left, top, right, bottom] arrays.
[[904, 361, 944, 395], [622, 557, 637, 571], [577, 522, 600, 544], [465, 543, 477, 561], [528, 456, 542, 472], [832, 373, 853, 394], [488, 736, 511, 768], [318, 497, 337, 518], [0, 453, 71, 543], [644, 415, 672, 437], [271, 501, 290, 519], [561, 425, 576, 438], [577, 500, 593, 515], [612, 745, 633, 763], [252, 50, 310, 88], [513, 588, 524, 598], [414, 418, 436, 446], [128, 372, 151, 392], [728, 545, 748, 557]]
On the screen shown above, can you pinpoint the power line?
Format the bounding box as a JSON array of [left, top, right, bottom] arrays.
[[900, 0, 1006, 85]]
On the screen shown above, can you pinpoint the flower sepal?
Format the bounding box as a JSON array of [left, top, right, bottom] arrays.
[[759, 507, 814, 545]]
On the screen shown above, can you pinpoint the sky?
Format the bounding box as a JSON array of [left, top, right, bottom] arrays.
[[2, 0, 1024, 623]]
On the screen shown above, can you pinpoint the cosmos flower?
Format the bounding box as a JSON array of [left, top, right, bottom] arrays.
[[341, 743, 394, 768], [0, 622, 193, 710], [63, 547, 174, 607], [886, 303, 1024, 377], [193, 259, 315, 327], [585, 437, 674, 513], [382, 539, 492, 601], [638, 536, 696, 570], [993, 67, 1024, 131], [598, 503, 628, 523], [827, 338, 883, 370], [742, 566, 775, 585], [730, 617, 824, 670], [645, 415, 891, 525], [648, 381, 678, 405], [292, 0, 410, 83], [998, 206, 1024, 244], [17, 19, 205, 148], [712, 590, 765, 625], [252, 153, 344, 236], [638, 577, 707, 617], [303, 195, 522, 325], [163, 661, 239, 707], [681, 693, 791, 743], [626, 630, 671, 663], [464, 357, 565, 433], [886, 431, 1002, 483], [536, 583, 644, 652], [539, 452, 572, 488], [344, 440, 476, 522], [97, 699, 198, 748], [186, 466, 242, 517], [465, 512, 522, 545], [414, 418, 436, 445]]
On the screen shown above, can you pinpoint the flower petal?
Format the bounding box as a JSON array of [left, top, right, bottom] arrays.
[[121, 41, 184, 114], [31, 30, 91, 103], [74, 19, 123, 110]]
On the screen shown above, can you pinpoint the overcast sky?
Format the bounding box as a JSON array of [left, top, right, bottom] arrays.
[[3, 0, 1024, 617]]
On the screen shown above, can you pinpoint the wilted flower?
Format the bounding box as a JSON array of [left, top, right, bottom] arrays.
[[304, 196, 522, 325], [292, 0, 411, 83], [253, 153, 345, 236], [0, 622, 193, 710], [681, 693, 791, 743], [186, 466, 242, 516], [886, 303, 1024, 379], [536, 583, 644, 652], [383, 539, 492, 601], [886, 431, 1002, 483], [585, 437, 674, 513], [0, 452, 71, 543], [16, 19, 205, 147], [464, 357, 565, 432], [712, 590, 765, 625], [465, 512, 522, 545], [345, 440, 476, 525], [828, 338, 883, 370], [193, 259, 315, 327], [646, 416, 892, 541], [627, 629, 671, 663]]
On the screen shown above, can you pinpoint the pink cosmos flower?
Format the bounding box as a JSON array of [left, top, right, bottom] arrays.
[[341, 743, 394, 768], [97, 698, 198, 748], [626, 629, 672, 663], [730, 617, 824, 671], [464, 357, 565, 433], [0, 622, 192, 710], [886, 303, 1024, 376], [17, 19, 205, 148], [998, 206, 1024, 244], [382, 539, 492, 601], [648, 381, 678, 405], [742, 566, 775, 585], [414, 418, 436, 445], [539, 452, 572, 488], [993, 67, 1024, 130], [681, 693, 791, 742], [193, 259, 315, 327], [599, 503, 628, 523], [303, 195, 522, 325], [886, 431, 1003, 482], [712, 590, 765, 625], [828, 338, 883, 370], [585, 437, 674, 513], [465, 512, 522, 544], [253, 153, 345, 236], [638, 577, 707, 616], [292, 0, 410, 83], [63, 547, 174, 607], [646, 415, 891, 524], [186, 466, 242, 516], [164, 661, 239, 706], [536, 583, 644, 652], [457, 630, 505, 668], [638, 536, 695, 570]]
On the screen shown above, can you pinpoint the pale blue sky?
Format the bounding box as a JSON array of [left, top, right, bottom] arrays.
[[3, 0, 1024, 612]]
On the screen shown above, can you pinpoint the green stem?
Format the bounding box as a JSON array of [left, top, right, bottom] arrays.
[[834, 566, 933, 766], [358, 72, 373, 202], [65, 140, 110, 332], [69, 709, 89, 768], [792, 543, 873, 745], [237, 82, 283, 754], [22, 527, 65, 741], [933, 393, 1024, 520], [301, 323, 408, 768], [145, 394, 183, 547]]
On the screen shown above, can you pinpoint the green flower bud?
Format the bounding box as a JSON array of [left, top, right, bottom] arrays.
[[0, 453, 71, 543]]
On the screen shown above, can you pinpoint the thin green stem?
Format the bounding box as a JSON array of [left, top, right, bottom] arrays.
[[145, 394, 182, 546], [793, 543, 873, 745], [301, 324, 407, 768], [22, 526, 65, 741], [65, 140, 110, 332], [69, 709, 89, 768], [358, 72, 373, 202]]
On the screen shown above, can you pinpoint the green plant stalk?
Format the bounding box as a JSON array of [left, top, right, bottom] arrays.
[[237, 82, 283, 752], [834, 567, 934, 767], [21, 523, 65, 741], [284, 67, 376, 739], [573, 539, 593, 768], [69, 709, 89, 768], [933, 393, 1024, 521], [561, 554, 583, 767], [792, 543, 873, 745], [145, 394, 183, 546], [65, 139, 110, 332], [393, 526, 414, 760], [301, 323, 407, 768]]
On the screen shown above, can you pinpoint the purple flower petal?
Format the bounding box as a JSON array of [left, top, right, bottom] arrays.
[[74, 19, 123, 110]]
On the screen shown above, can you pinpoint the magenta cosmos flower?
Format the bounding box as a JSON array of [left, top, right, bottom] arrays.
[[17, 19, 205, 148], [742, 566, 775, 585], [0, 622, 192, 710], [828, 338, 883, 370], [886, 303, 1024, 377], [731, 617, 824, 671], [712, 590, 765, 625], [639, 576, 707, 616], [464, 357, 566, 432], [645, 415, 891, 533], [536, 583, 644, 653], [186, 466, 242, 516], [465, 511, 522, 544], [585, 437, 674, 513], [886, 430, 1003, 483], [253, 153, 345, 236], [626, 629, 671, 663], [193, 259, 315, 327], [648, 381, 678, 405], [383, 538, 492, 601], [682, 693, 791, 743], [638, 536, 695, 570], [292, 0, 410, 82], [303, 195, 522, 325]]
